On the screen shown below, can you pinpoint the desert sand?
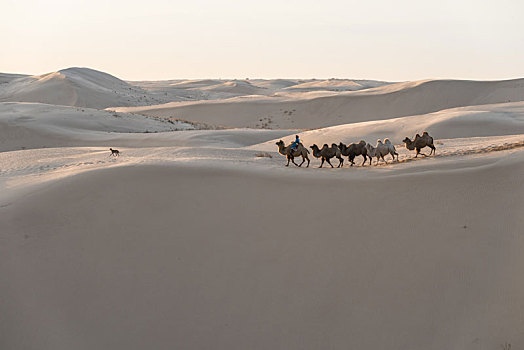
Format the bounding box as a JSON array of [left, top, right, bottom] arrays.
[[0, 67, 523, 350]]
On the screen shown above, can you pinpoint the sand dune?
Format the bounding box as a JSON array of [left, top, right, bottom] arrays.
[[1, 146, 523, 350], [283, 79, 389, 92], [0, 68, 168, 108], [129, 78, 389, 100], [0, 102, 194, 152], [5, 101, 524, 154], [0, 72, 28, 84], [199, 80, 262, 95], [0, 102, 295, 152], [248, 78, 302, 90], [113, 78, 524, 129], [252, 101, 524, 151]]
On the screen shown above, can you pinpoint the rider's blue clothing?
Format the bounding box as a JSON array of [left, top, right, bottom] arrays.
[[291, 136, 301, 149]]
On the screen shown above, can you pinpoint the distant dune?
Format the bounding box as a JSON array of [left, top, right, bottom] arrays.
[[0, 68, 167, 109], [114, 78, 524, 129], [283, 79, 389, 92], [199, 80, 262, 95], [0, 72, 28, 84], [251, 101, 524, 151], [129, 77, 390, 102]]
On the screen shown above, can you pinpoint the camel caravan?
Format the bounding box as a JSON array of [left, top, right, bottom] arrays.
[[275, 132, 436, 168]]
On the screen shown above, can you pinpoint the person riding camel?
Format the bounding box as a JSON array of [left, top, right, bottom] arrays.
[[290, 135, 301, 152]]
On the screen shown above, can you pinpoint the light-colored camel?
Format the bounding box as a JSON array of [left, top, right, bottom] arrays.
[[403, 131, 436, 157], [365, 139, 399, 164], [275, 140, 310, 167], [338, 141, 368, 166], [310, 143, 344, 168]]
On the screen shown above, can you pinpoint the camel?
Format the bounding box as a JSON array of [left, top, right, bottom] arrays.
[[403, 131, 436, 157], [275, 140, 310, 167], [365, 139, 399, 164], [310, 143, 344, 168], [338, 141, 368, 166]]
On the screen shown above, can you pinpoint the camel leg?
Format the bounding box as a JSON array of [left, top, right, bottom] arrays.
[[337, 157, 343, 168], [430, 145, 436, 155], [286, 156, 290, 166], [326, 158, 334, 168], [298, 157, 305, 167], [361, 155, 367, 166], [291, 158, 299, 166], [306, 156, 310, 168], [319, 158, 324, 168]]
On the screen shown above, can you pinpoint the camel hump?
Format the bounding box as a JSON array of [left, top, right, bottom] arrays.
[[384, 138, 391, 144], [423, 131, 429, 136]]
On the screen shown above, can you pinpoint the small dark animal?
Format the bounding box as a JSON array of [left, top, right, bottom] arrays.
[[338, 141, 368, 166], [109, 148, 120, 157], [403, 131, 435, 157]]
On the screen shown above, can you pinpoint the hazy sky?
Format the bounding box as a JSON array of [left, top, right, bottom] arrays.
[[2, 0, 523, 81]]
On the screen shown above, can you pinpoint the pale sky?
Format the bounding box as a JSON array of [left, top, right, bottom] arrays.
[[2, 0, 523, 81]]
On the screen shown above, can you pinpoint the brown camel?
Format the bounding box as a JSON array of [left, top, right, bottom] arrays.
[[338, 141, 368, 166], [403, 131, 436, 157], [275, 140, 310, 167], [310, 143, 344, 168]]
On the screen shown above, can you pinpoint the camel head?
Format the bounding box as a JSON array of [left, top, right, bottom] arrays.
[[338, 142, 346, 151], [365, 143, 375, 155], [310, 144, 319, 150], [276, 140, 284, 147], [402, 137, 411, 144]]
